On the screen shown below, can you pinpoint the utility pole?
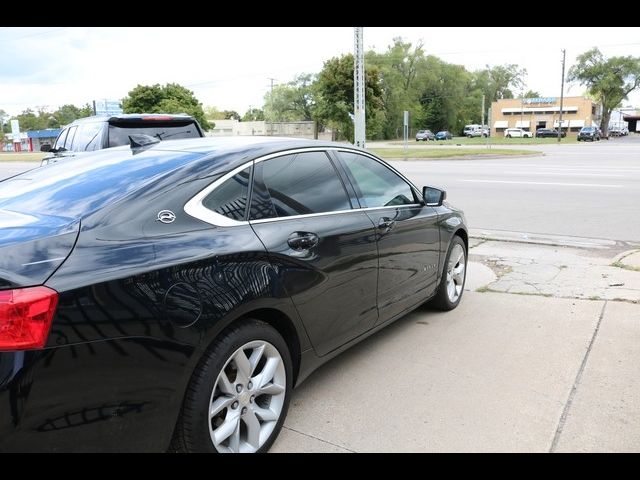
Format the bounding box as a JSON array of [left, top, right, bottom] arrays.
[[267, 77, 276, 135], [481, 94, 485, 131], [353, 27, 366, 148], [558, 49, 566, 143]]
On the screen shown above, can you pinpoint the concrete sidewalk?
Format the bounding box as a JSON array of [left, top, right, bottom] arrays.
[[272, 233, 640, 452], [272, 292, 640, 452]]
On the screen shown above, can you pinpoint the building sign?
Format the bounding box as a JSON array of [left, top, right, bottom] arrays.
[[10, 120, 20, 142], [523, 97, 556, 105], [94, 99, 123, 116]]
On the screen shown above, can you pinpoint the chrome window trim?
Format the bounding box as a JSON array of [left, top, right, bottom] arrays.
[[183, 163, 251, 227], [183, 147, 424, 227]]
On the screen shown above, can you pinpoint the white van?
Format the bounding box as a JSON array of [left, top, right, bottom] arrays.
[[463, 124, 482, 136]]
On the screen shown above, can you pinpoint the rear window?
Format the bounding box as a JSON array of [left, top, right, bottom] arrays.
[[107, 120, 201, 147], [0, 148, 196, 219]]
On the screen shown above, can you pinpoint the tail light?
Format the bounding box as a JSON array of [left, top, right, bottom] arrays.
[[0, 286, 58, 351]]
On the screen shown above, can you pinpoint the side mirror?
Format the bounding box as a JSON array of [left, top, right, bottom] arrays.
[[423, 186, 446, 207]]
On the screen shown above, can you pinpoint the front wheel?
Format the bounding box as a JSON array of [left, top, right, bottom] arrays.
[[429, 236, 467, 311], [172, 319, 293, 453]]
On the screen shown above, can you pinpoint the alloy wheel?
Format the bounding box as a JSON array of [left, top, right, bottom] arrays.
[[208, 340, 286, 453]]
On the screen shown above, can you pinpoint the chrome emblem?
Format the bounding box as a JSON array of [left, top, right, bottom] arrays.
[[157, 210, 176, 224]]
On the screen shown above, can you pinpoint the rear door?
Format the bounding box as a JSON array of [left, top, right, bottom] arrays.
[[334, 150, 441, 324], [248, 150, 379, 356]]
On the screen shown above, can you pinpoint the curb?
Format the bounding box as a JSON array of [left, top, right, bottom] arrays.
[[469, 229, 624, 250]]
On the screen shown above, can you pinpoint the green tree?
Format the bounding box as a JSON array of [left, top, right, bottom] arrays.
[[15, 109, 48, 131], [568, 48, 640, 134], [314, 54, 384, 141], [417, 59, 474, 134], [524, 90, 542, 98], [50, 104, 93, 127], [222, 110, 241, 121], [204, 105, 226, 120], [366, 38, 427, 138], [242, 108, 265, 121], [123, 83, 211, 130], [263, 73, 318, 123]]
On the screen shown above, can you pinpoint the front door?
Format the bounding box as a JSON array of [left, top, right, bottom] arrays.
[[334, 151, 441, 323], [249, 151, 379, 356]]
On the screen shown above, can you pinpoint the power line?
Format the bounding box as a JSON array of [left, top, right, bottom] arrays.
[[1, 27, 68, 41]]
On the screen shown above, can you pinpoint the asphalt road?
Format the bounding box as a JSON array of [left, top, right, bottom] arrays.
[[2, 135, 639, 242], [389, 135, 640, 242]]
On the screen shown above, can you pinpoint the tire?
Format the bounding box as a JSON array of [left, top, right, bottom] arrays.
[[172, 319, 293, 453], [429, 235, 467, 311], [506, 134, 511, 138]]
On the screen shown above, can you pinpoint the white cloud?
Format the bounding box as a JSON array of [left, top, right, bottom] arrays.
[[1, 27, 639, 117]]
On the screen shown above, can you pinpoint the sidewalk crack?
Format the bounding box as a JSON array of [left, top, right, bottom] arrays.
[[281, 426, 356, 452], [549, 300, 608, 452]]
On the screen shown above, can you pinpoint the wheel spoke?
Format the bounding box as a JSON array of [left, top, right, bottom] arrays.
[[243, 409, 262, 450], [233, 349, 252, 382], [212, 413, 240, 445], [257, 382, 285, 396], [228, 419, 241, 453], [248, 344, 266, 377], [217, 371, 234, 395], [252, 404, 279, 422], [447, 280, 456, 299], [210, 395, 235, 418], [256, 357, 280, 389]]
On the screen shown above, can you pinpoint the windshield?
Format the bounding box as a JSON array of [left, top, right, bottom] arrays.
[[107, 120, 201, 147]]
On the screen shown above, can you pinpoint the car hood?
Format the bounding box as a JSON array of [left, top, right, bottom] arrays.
[[0, 209, 79, 289]]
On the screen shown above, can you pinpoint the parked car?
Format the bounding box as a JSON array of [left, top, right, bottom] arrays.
[[416, 129, 435, 141], [0, 136, 468, 452], [535, 128, 566, 138], [41, 114, 205, 166], [462, 124, 482, 136], [435, 130, 453, 140], [467, 128, 489, 138], [504, 128, 532, 138], [577, 126, 600, 142]]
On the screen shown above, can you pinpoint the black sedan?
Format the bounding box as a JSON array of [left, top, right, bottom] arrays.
[[535, 128, 566, 138], [0, 136, 467, 452]]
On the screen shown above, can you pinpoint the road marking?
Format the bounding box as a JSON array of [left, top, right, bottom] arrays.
[[461, 179, 622, 188], [503, 171, 626, 177]]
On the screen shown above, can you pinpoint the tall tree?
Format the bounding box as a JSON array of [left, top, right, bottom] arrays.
[[568, 48, 640, 134], [222, 110, 241, 121], [314, 54, 384, 141], [524, 90, 542, 98], [263, 74, 317, 123], [123, 83, 211, 130], [204, 105, 226, 120], [366, 38, 427, 138], [242, 108, 265, 122]]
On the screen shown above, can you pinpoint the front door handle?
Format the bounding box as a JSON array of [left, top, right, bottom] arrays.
[[287, 232, 319, 251], [378, 217, 396, 231]]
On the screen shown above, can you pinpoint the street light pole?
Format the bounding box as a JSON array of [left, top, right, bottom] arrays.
[[558, 49, 566, 143], [353, 27, 366, 148]]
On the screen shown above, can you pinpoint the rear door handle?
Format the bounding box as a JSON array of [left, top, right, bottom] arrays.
[[287, 232, 319, 251], [378, 217, 396, 231]]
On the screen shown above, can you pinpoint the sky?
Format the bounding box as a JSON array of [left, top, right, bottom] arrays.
[[1, 27, 639, 117]]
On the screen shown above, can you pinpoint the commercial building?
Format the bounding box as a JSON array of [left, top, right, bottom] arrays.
[[490, 96, 599, 137]]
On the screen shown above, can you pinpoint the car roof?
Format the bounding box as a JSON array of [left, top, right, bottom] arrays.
[[2, 136, 361, 222]]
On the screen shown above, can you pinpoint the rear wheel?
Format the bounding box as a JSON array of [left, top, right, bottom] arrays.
[[429, 236, 467, 311], [172, 319, 292, 453]]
